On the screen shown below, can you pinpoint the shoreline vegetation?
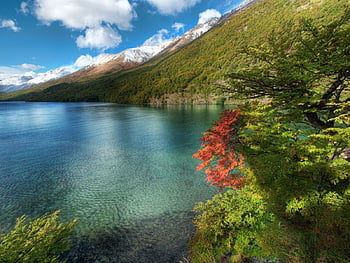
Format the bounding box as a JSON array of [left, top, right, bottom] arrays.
[[0, 211, 77, 262]]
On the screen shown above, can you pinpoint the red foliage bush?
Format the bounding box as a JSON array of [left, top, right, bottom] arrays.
[[193, 109, 245, 189]]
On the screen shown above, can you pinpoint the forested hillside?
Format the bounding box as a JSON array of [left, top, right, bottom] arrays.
[[1, 0, 347, 104]]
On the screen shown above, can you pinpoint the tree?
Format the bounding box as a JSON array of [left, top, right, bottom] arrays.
[[193, 109, 245, 190], [0, 210, 77, 263], [226, 9, 350, 262], [235, 102, 350, 262], [225, 8, 350, 130], [192, 8, 350, 262]]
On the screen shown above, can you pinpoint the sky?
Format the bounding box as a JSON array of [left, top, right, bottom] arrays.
[[0, 0, 246, 85]]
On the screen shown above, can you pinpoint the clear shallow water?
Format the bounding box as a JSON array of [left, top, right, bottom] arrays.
[[0, 102, 224, 262]]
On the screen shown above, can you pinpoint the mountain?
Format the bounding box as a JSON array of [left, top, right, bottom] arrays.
[[0, 65, 82, 93], [58, 45, 168, 83], [28, 67, 80, 85], [40, 18, 223, 85], [0, 18, 221, 93], [2, 0, 347, 103]]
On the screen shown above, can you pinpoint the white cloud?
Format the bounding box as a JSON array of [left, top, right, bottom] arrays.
[[76, 25, 122, 50], [0, 66, 38, 86], [73, 55, 94, 68], [16, 63, 44, 71], [0, 64, 43, 77], [33, 0, 135, 50], [172, 22, 185, 33], [142, 29, 170, 46], [0, 66, 23, 79], [34, 0, 135, 30], [20, 2, 30, 14], [0, 19, 21, 32], [145, 0, 201, 15], [198, 9, 221, 25]]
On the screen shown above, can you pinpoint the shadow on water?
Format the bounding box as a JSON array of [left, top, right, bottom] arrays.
[[65, 211, 195, 263]]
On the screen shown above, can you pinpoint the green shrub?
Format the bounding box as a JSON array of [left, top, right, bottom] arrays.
[[190, 188, 273, 262], [0, 210, 77, 263]]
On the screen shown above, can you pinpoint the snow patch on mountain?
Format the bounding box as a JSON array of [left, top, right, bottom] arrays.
[[184, 18, 219, 40], [239, 0, 256, 8], [122, 45, 164, 63], [27, 67, 73, 85], [88, 43, 170, 68]]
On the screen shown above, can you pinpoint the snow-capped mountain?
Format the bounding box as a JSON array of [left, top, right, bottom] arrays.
[[161, 18, 219, 53], [0, 16, 221, 92], [89, 45, 167, 67], [27, 67, 74, 85], [67, 43, 173, 79], [0, 66, 81, 92], [38, 18, 221, 84], [184, 18, 219, 40], [84, 18, 221, 70]]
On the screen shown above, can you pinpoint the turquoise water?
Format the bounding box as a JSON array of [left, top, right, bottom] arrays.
[[0, 102, 225, 262]]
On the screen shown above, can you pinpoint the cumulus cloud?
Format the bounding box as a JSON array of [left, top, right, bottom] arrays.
[[34, 0, 135, 30], [142, 29, 170, 46], [172, 22, 185, 33], [0, 19, 21, 32], [145, 0, 201, 15], [198, 9, 221, 25], [33, 0, 136, 49], [76, 25, 122, 50]]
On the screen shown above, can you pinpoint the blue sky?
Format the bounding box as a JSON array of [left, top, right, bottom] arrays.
[[0, 0, 245, 84]]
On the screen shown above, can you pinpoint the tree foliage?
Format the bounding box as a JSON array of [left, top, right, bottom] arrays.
[[0, 210, 77, 263], [191, 5, 350, 263], [193, 109, 245, 189], [226, 7, 350, 130], [190, 188, 273, 263], [237, 102, 350, 262]]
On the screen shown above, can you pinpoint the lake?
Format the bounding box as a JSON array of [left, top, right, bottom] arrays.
[[0, 102, 225, 262]]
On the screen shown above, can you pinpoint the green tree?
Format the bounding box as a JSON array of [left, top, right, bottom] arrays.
[[192, 8, 350, 262], [226, 8, 350, 130], [224, 9, 350, 262], [0, 210, 77, 263], [235, 102, 350, 262]]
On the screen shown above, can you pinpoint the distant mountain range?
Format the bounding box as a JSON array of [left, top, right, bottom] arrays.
[[49, 17, 222, 84], [0, 67, 75, 92], [2, 0, 344, 104], [0, 15, 222, 93]]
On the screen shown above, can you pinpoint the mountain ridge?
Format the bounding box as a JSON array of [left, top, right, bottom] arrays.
[[0, 15, 225, 93], [0, 0, 259, 97], [1, 0, 346, 103]]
